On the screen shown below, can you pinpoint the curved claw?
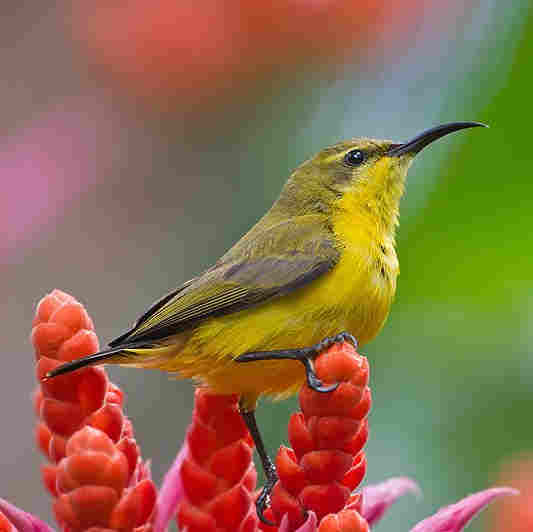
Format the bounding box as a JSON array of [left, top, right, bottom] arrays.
[[256, 484, 276, 526], [315, 331, 358, 353], [308, 378, 339, 393], [337, 331, 358, 349], [302, 358, 339, 393], [255, 461, 278, 526]]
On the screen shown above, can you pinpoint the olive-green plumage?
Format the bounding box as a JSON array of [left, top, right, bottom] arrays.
[[45, 122, 485, 411]]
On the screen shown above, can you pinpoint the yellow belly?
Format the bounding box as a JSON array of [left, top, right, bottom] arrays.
[[146, 233, 397, 402]]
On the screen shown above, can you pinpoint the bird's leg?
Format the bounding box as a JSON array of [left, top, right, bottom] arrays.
[[239, 406, 277, 526], [236, 331, 358, 393], [237, 333, 357, 523]]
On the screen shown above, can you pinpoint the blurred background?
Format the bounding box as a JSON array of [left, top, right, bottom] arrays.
[[2, 1, 533, 530]]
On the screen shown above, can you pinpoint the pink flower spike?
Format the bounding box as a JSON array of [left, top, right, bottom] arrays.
[[411, 487, 519, 532], [152, 442, 187, 532], [279, 511, 318, 532], [0, 498, 56, 532], [362, 477, 420, 526]]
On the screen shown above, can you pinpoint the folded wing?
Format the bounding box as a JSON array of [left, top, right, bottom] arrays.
[[109, 216, 339, 347]]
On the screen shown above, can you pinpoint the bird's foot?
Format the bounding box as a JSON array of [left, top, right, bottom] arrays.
[[255, 458, 278, 526], [239, 408, 278, 526], [311, 331, 358, 353], [236, 332, 358, 394]]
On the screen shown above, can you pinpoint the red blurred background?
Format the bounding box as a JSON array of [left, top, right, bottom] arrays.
[[70, 0, 431, 113]]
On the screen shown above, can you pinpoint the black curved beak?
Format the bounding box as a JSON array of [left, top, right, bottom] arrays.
[[387, 122, 488, 157]]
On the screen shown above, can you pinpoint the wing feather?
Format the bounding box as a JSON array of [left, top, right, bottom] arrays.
[[109, 217, 339, 346]]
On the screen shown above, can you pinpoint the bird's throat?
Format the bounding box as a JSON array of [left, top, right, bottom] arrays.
[[334, 158, 409, 244]]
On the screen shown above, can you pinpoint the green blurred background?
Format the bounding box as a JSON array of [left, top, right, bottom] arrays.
[[2, 1, 532, 530]]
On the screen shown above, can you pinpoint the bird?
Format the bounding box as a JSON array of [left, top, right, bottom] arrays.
[[43, 122, 486, 522]]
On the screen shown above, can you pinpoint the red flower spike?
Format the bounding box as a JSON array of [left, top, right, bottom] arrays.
[[187, 421, 219, 464], [318, 509, 369, 532], [41, 465, 58, 497], [196, 392, 240, 422], [106, 383, 124, 407], [299, 483, 351, 521], [121, 419, 134, 439], [300, 450, 353, 484], [56, 428, 129, 497], [288, 413, 315, 460], [37, 357, 81, 403], [307, 416, 361, 450], [242, 465, 258, 493], [115, 438, 140, 482], [76, 369, 108, 417], [40, 398, 85, 437], [241, 513, 260, 532], [270, 341, 371, 531], [342, 420, 369, 455], [270, 483, 306, 530], [300, 382, 364, 420], [33, 389, 43, 416], [34, 290, 73, 326], [176, 389, 258, 532], [342, 454, 367, 492], [177, 503, 217, 532], [350, 389, 372, 421], [181, 458, 218, 504], [209, 440, 253, 485], [49, 435, 67, 463], [88, 404, 125, 443], [56, 330, 99, 363], [345, 493, 363, 514], [313, 346, 368, 385], [276, 446, 309, 496], [49, 303, 92, 335], [257, 508, 278, 532], [31, 323, 72, 360], [208, 484, 251, 530], [108, 479, 157, 530], [32, 291, 156, 532], [36, 423, 52, 457], [54, 486, 119, 531], [210, 409, 250, 448]]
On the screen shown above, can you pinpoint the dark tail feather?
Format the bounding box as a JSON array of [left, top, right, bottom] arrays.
[[41, 343, 146, 381]]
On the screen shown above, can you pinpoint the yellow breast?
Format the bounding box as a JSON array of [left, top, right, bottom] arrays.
[[327, 197, 399, 344], [158, 199, 398, 400]]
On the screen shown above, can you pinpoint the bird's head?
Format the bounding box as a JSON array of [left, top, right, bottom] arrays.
[[274, 122, 486, 233]]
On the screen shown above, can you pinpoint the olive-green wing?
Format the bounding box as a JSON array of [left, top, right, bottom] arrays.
[[109, 217, 339, 346]]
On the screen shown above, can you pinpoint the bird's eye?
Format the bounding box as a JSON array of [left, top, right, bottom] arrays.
[[344, 149, 365, 166]]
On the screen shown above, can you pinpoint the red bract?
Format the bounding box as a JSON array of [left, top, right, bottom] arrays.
[[318, 509, 369, 532], [262, 342, 370, 531], [176, 390, 258, 532], [31, 290, 157, 531]]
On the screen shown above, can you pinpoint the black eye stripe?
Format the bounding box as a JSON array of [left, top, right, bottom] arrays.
[[344, 149, 365, 167]]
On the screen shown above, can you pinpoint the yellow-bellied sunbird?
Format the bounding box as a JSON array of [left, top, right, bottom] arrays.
[[44, 122, 485, 522]]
